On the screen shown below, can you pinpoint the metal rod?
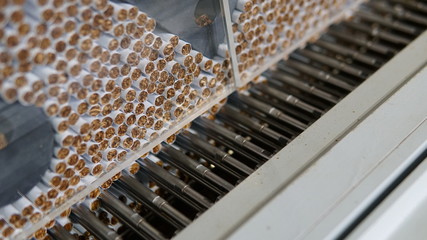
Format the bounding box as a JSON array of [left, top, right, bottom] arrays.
[[177, 131, 254, 176], [235, 94, 308, 131], [70, 204, 122, 240], [342, 21, 412, 45], [356, 9, 421, 36], [216, 114, 283, 152], [295, 49, 368, 78], [161, 145, 235, 192], [219, 105, 288, 145], [139, 158, 213, 209], [266, 71, 340, 104], [314, 39, 384, 67], [327, 29, 397, 56], [117, 175, 192, 227], [367, 1, 427, 26], [99, 191, 166, 240], [390, 0, 427, 15], [195, 117, 273, 158], [283, 59, 355, 91], [254, 83, 324, 115], [47, 224, 75, 240]]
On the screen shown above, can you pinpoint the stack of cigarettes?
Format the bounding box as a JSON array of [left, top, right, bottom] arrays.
[[230, 0, 348, 80], [0, 0, 230, 238]]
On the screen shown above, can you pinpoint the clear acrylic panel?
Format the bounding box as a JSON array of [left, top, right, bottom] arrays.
[[226, 0, 364, 85], [0, 0, 235, 238], [0, 0, 367, 238]]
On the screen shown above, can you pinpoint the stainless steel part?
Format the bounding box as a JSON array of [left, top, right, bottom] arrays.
[[176, 28, 427, 240], [1, 1, 427, 239]]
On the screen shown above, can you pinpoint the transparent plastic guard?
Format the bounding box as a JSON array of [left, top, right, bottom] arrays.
[[0, 0, 367, 239], [226, 0, 367, 85], [0, 0, 234, 239]]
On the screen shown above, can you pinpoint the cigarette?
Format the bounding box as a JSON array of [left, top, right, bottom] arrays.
[[83, 157, 104, 176], [28, 204, 42, 224], [73, 141, 88, 155], [148, 49, 159, 61], [99, 138, 109, 151], [175, 39, 191, 55], [1, 82, 18, 103], [152, 35, 163, 50], [122, 102, 134, 114], [116, 123, 127, 137], [25, 186, 47, 209], [78, 166, 90, 177], [102, 117, 114, 130], [121, 88, 137, 102], [16, 85, 35, 105], [110, 85, 122, 99], [56, 178, 70, 193], [86, 104, 101, 116], [48, 158, 67, 176], [120, 49, 140, 66], [217, 43, 229, 58], [175, 54, 194, 68], [65, 151, 79, 167], [52, 192, 66, 208], [129, 39, 144, 53], [232, 10, 247, 24], [50, 116, 69, 133], [236, 0, 253, 12], [69, 174, 80, 187], [101, 103, 113, 116], [116, 76, 132, 90], [126, 113, 137, 125], [164, 52, 175, 62], [100, 160, 117, 172], [32, 227, 47, 240], [13, 197, 34, 218], [87, 185, 101, 199], [111, 98, 123, 111], [86, 141, 100, 156], [151, 144, 162, 154], [72, 158, 85, 172], [182, 85, 191, 96], [108, 134, 120, 148], [100, 148, 117, 162], [90, 151, 102, 164], [110, 148, 125, 162], [58, 104, 72, 118], [97, 65, 110, 79], [1, 222, 15, 237], [0, 205, 21, 227], [36, 183, 58, 200], [63, 188, 76, 200]]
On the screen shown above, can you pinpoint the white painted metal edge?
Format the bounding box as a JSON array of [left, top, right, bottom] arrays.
[[174, 31, 427, 240], [346, 128, 427, 240], [341, 121, 427, 240], [229, 65, 427, 240], [305, 69, 427, 239]]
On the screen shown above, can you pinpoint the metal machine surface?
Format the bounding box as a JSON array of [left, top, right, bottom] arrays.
[[0, 0, 427, 239], [178, 21, 427, 240]]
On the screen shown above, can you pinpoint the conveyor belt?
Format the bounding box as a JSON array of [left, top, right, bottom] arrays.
[[38, 1, 427, 240]]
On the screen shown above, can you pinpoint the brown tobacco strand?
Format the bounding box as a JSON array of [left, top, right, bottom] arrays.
[[0, 0, 236, 225]]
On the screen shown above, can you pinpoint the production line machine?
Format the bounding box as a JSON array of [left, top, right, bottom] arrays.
[[0, 0, 427, 239]]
